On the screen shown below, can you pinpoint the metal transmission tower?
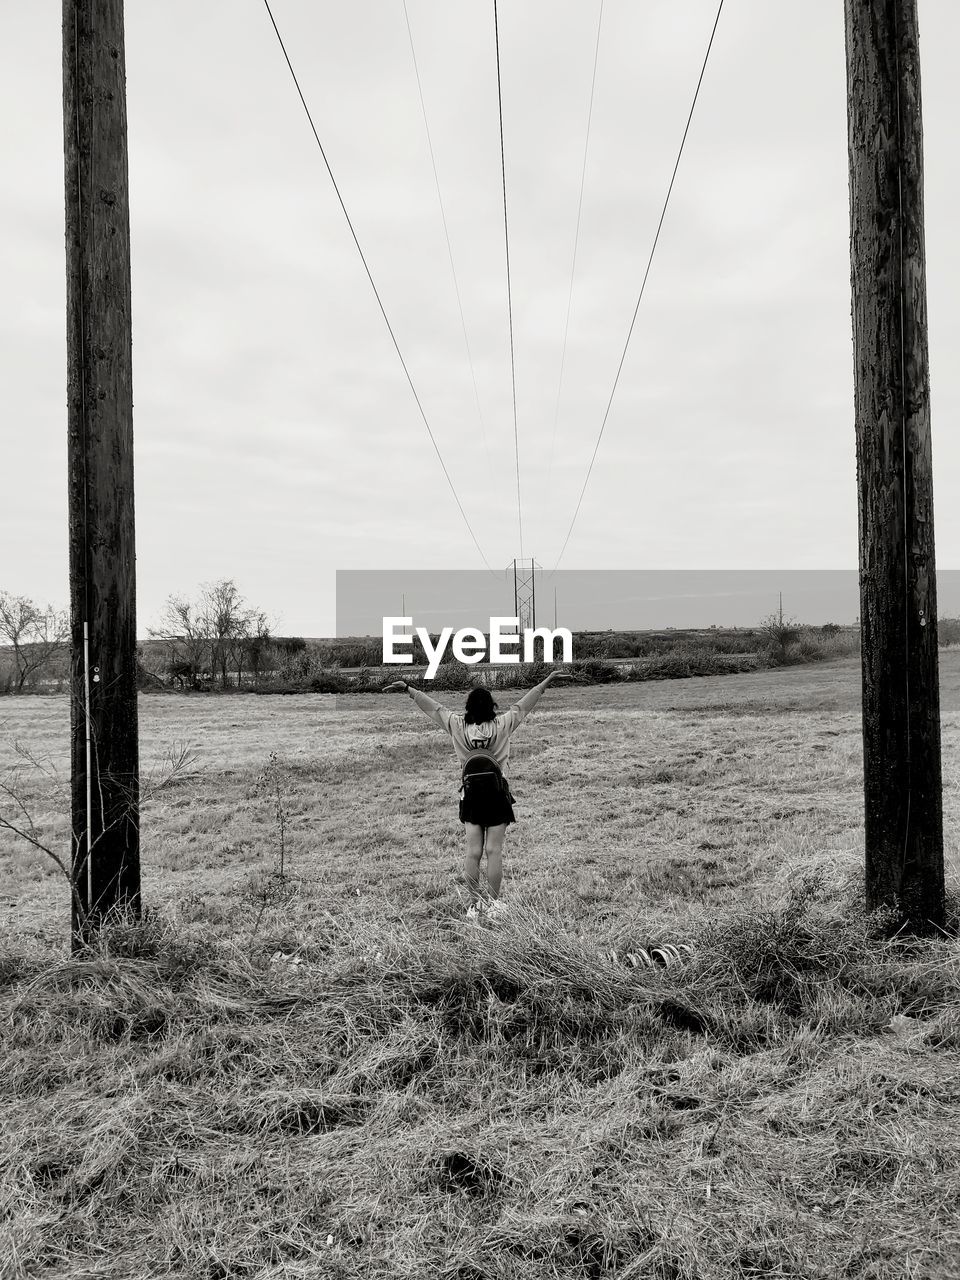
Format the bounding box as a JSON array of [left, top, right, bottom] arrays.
[[512, 559, 537, 635]]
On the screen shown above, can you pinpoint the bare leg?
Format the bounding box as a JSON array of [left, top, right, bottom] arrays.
[[483, 824, 507, 899], [463, 823, 484, 904]]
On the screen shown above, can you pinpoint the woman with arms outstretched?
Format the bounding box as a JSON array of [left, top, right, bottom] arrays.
[[383, 671, 565, 917]]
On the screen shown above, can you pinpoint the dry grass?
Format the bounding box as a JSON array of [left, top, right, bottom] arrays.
[[2, 653, 960, 1277]]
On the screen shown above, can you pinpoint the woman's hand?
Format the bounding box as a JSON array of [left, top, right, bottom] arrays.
[[547, 669, 574, 683], [381, 680, 409, 693]]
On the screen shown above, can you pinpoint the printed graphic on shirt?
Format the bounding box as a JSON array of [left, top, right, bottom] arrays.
[[465, 721, 494, 751]]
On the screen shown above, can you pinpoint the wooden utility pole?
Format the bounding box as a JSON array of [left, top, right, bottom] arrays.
[[844, 0, 944, 932], [63, 0, 140, 947]]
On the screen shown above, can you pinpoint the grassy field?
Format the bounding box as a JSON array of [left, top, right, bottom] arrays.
[[2, 655, 960, 1277]]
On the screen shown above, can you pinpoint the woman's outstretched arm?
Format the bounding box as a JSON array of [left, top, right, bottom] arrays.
[[499, 668, 568, 733], [382, 680, 454, 733]]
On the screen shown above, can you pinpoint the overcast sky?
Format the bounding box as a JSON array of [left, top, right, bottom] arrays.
[[2, 2, 959, 636]]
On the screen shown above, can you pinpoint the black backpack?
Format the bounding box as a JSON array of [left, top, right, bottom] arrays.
[[460, 748, 511, 801]]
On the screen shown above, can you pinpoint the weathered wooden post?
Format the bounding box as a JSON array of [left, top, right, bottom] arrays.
[[63, 0, 140, 947], [844, 0, 945, 932]]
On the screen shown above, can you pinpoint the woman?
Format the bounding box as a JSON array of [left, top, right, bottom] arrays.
[[382, 671, 565, 917]]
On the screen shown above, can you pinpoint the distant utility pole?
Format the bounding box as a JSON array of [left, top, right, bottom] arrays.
[[63, 0, 140, 947], [845, 0, 944, 931]]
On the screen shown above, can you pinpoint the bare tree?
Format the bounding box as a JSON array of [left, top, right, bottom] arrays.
[[0, 592, 69, 692], [151, 581, 270, 689], [238, 610, 271, 687], [151, 595, 210, 689], [199, 580, 254, 688]]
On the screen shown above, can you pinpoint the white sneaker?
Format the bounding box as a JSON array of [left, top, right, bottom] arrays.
[[465, 903, 484, 920], [486, 899, 507, 918]]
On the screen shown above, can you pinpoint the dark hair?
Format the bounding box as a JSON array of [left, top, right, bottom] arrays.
[[464, 686, 497, 725]]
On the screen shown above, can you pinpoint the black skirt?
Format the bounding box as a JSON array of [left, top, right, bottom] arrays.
[[458, 771, 516, 828]]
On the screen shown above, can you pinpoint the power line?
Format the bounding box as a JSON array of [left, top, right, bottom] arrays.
[[552, 0, 725, 571], [548, 0, 604, 488], [403, 0, 491, 465], [494, 0, 524, 560], [261, 0, 494, 572]]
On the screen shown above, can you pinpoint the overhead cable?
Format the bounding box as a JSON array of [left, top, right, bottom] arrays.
[[403, 0, 492, 465], [494, 0, 524, 560], [548, 0, 605, 487], [552, 0, 725, 571], [262, 0, 494, 571]]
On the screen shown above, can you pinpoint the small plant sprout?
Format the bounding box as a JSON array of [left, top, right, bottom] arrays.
[[255, 751, 289, 879]]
